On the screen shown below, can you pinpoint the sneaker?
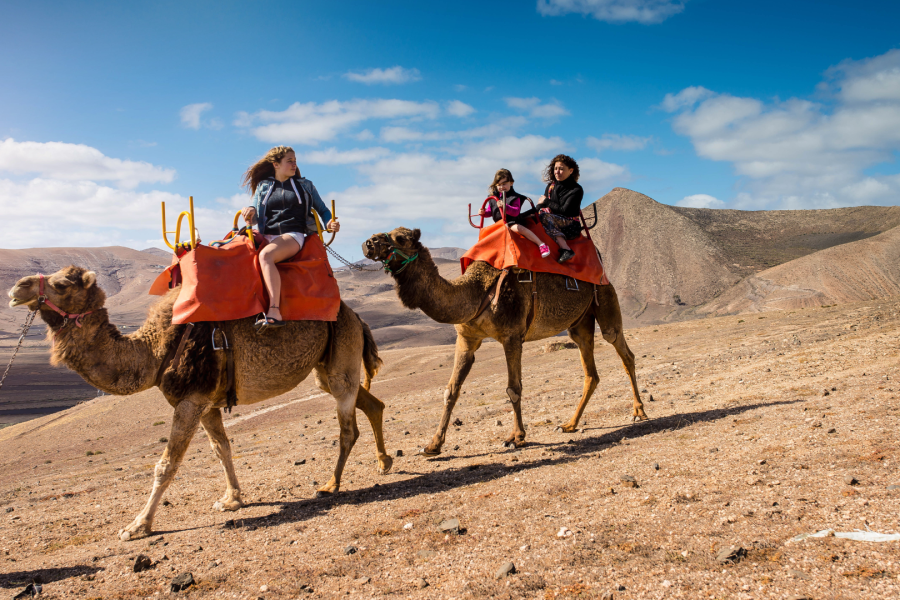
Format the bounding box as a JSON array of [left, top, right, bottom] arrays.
[[557, 249, 575, 263], [539, 243, 551, 258]]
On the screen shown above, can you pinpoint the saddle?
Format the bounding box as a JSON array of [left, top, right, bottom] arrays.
[[149, 232, 340, 324]]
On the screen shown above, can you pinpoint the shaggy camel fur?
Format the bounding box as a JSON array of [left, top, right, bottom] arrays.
[[363, 227, 646, 455], [7, 266, 392, 540]]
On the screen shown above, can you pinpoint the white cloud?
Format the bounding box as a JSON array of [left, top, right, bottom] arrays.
[[586, 133, 652, 151], [659, 86, 713, 112], [537, 0, 686, 24], [447, 100, 476, 117], [297, 147, 391, 165], [343, 66, 421, 85], [0, 138, 175, 188], [180, 102, 214, 130], [664, 49, 900, 209], [236, 99, 441, 145], [676, 194, 725, 209], [453, 84, 467, 92], [504, 97, 569, 118], [577, 157, 629, 188]]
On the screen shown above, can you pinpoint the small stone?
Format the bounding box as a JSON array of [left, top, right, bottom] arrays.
[[294, 459, 306, 465], [453, 418, 463, 426], [827, 428, 836, 434], [5, 507, 13, 513], [207, 561, 218, 569], [887, 484, 900, 491], [133, 554, 153, 573], [496, 420, 503, 426], [652, 463, 659, 470], [619, 474, 638, 488], [260, 584, 269, 592], [617, 585, 626, 591], [439, 518, 460, 534], [746, 477, 761, 486], [811, 421, 822, 428], [709, 447, 719, 453], [787, 569, 811, 580], [162, 499, 171, 507], [344, 545, 358, 555], [353, 576, 370, 586], [823, 389, 830, 396], [453, 445, 460, 451], [557, 526, 572, 537], [495, 562, 516, 579], [404, 522, 413, 530], [395, 449, 403, 457], [758, 459, 767, 465], [404, 431, 410, 435], [716, 545, 746, 564], [415, 577, 429, 588], [844, 475, 859, 486], [648, 394, 654, 402], [416, 550, 436, 559], [170, 572, 194, 592]]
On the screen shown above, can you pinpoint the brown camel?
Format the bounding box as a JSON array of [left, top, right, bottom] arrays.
[[363, 228, 646, 455], [7, 266, 393, 541]]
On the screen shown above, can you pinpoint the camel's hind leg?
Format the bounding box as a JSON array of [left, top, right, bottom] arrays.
[[201, 408, 244, 512], [422, 333, 482, 456], [559, 309, 600, 432], [595, 286, 647, 421], [119, 398, 205, 541], [501, 334, 527, 448], [313, 365, 360, 497], [355, 385, 393, 475]]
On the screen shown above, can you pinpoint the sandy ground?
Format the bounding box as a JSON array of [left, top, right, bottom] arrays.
[[0, 297, 898, 599]]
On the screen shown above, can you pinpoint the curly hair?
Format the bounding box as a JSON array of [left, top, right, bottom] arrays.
[[487, 168, 514, 197], [542, 154, 580, 183], [241, 145, 295, 195]]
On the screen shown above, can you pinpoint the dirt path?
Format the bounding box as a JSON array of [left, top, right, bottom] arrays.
[[1, 298, 898, 599]]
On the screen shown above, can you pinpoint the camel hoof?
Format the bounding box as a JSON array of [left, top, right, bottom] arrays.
[[118, 522, 150, 542], [557, 424, 577, 433], [213, 499, 244, 512], [377, 455, 393, 475], [419, 447, 441, 457], [315, 490, 335, 499], [119, 529, 131, 542]]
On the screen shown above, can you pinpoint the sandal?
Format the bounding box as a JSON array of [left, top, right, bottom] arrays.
[[254, 308, 286, 334]]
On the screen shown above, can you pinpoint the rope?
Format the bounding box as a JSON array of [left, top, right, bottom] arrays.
[[324, 244, 385, 272], [0, 310, 38, 394]]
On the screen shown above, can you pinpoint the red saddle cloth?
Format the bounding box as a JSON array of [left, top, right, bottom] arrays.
[[149, 233, 340, 324], [460, 220, 609, 285]]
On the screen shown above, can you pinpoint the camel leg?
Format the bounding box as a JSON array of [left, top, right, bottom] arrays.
[[119, 399, 205, 541], [594, 287, 647, 421], [354, 385, 393, 475], [501, 335, 528, 448], [559, 310, 600, 432], [422, 333, 482, 456], [201, 408, 244, 511], [313, 363, 361, 497]]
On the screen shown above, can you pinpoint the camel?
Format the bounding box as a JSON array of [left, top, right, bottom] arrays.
[[363, 227, 646, 455], [7, 266, 393, 541]]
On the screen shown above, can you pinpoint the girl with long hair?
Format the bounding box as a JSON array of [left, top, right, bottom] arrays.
[[480, 168, 549, 257], [240, 146, 339, 332], [536, 154, 583, 263]]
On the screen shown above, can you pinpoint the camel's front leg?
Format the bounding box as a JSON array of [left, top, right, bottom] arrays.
[[119, 399, 204, 541], [201, 408, 244, 511], [422, 333, 482, 456], [501, 335, 527, 448], [355, 385, 393, 475], [317, 375, 360, 497], [559, 311, 600, 432], [595, 287, 647, 421]]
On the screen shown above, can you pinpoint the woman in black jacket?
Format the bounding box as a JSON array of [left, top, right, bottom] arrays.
[[536, 154, 584, 263]]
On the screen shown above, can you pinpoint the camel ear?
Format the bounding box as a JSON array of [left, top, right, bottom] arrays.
[[82, 271, 97, 288], [411, 228, 421, 243]]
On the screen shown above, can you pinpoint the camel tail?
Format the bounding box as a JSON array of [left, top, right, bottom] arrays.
[[361, 318, 383, 391]]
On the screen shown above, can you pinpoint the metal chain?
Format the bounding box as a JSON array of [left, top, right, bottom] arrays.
[[324, 244, 385, 272], [0, 310, 38, 394]]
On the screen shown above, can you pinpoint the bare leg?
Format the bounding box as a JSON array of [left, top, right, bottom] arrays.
[[119, 399, 205, 540], [555, 235, 572, 252], [422, 333, 482, 456], [595, 287, 647, 421], [258, 234, 300, 322], [201, 408, 244, 511], [501, 335, 527, 448], [559, 309, 599, 432], [355, 386, 393, 474], [509, 223, 543, 247]]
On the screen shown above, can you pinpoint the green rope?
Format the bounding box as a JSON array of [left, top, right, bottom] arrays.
[[383, 248, 418, 274]]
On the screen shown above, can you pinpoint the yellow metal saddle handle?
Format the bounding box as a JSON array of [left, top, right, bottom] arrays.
[[313, 199, 338, 247], [161, 196, 198, 251]]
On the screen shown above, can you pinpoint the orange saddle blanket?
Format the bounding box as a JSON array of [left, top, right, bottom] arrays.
[[460, 220, 609, 286], [149, 233, 340, 324]]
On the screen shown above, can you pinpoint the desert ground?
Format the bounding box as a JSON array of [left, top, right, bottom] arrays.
[[1, 293, 898, 599]]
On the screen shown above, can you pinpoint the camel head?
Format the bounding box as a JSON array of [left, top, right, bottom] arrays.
[[8, 266, 105, 324], [362, 227, 422, 264]]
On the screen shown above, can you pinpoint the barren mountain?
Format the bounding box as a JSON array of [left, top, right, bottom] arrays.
[[589, 188, 900, 323]]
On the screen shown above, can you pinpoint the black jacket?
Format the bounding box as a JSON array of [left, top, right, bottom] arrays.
[[262, 178, 311, 236], [540, 178, 583, 218]]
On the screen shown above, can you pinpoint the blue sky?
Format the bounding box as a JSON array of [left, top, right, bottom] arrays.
[[2, 0, 899, 259]]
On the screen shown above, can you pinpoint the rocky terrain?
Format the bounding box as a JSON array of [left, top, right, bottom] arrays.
[[0, 295, 898, 599]]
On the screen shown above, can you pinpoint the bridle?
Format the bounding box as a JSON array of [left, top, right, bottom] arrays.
[[37, 274, 94, 328], [374, 233, 419, 274]]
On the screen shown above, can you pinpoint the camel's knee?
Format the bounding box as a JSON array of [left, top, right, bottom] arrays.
[[600, 328, 618, 344], [506, 387, 521, 405], [153, 458, 176, 484]]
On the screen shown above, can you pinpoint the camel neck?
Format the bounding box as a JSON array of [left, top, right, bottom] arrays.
[[392, 247, 490, 324]]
